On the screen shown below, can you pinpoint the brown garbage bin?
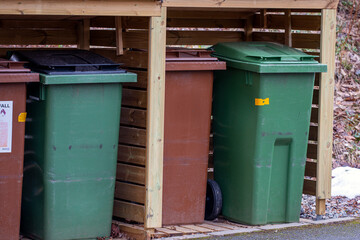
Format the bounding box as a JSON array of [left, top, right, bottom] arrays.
[[0, 59, 39, 240], [162, 49, 226, 225]]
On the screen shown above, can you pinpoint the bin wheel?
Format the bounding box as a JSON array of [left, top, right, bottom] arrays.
[[205, 179, 222, 220]]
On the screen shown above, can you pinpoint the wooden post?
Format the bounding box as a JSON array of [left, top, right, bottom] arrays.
[[244, 16, 253, 41], [260, 9, 267, 28], [145, 6, 167, 229], [77, 19, 90, 50], [115, 17, 124, 55], [284, 10, 292, 47], [316, 9, 336, 215]]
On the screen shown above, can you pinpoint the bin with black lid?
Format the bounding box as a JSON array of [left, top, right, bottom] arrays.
[[10, 50, 136, 240], [0, 59, 38, 240]]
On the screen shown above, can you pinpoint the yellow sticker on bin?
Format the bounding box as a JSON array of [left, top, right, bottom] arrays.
[[255, 98, 269, 106], [18, 112, 27, 122]]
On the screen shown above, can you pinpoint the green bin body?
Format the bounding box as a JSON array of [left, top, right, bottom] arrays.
[[211, 42, 326, 225], [18, 55, 136, 239]]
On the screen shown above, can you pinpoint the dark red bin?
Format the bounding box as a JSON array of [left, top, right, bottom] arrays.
[[0, 59, 38, 240], [162, 49, 226, 225]]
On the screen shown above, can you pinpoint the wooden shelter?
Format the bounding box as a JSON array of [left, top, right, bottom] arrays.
[[0, 0, 338, 239]]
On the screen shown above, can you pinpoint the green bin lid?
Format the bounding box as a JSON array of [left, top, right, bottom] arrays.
[[211, 42, 327, 73]]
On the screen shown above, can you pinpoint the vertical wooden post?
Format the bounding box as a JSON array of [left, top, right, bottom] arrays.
[[145, 6, 167, 229], [77, 19, 90, 50], [284, 10, 292, 47], [316, 9, 336, 215], [260, 9, 267, 28], [115, 17, 124, 55], [244, 16, 253, 41]]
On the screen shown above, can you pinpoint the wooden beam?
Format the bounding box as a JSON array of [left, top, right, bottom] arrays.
[[145, 6, 167, 229], [163, 0, 339, 9], [0, 0, 161, 16], [316, 9, 336, 200], [113, 200, 145, 223], [244, 16, 253, 41], [316, 199, 326, 215], [284, 10, 292, 47], [260, 9, 267, 28], [78, 19, 90, 50], [115, 17, 124, 55]]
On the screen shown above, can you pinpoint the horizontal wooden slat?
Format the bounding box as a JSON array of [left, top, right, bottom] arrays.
[[163, 0, 339, 9], [292, 33, 320, 49], [115, 181, 145, 204], [253, 32, 320, 49], [0, 29, 77, 45], [91, 16, 150, 29], [307, 142, 318, 159], [0, 47, 77, 58], [0, 19, 77, 29], [254, 14, 321, 30], [0, 0, 161, 17], [113, 200, 144, 223], [91, 30, 247, 48], [121, 107, 147, 128], [311, 106, 319, 123], [168, 18, 245, 28], [117, 163, 145, 185], [90, 16, 115, 28], [167, 30, 244, 46], [303, 179, 316, 195], [122, 88, 147, 109], [119, 126, 147, 147], [90, 30, 148, 49], [122, 70, 147, 89], [167, 9, 257, 19], [309, 125, 318, 141], [91, 49, 148, 69], [305, 160, 317, 177], [118, 145, 146, 166]]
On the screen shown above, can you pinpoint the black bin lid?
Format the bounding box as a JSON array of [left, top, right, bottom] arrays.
[[9, 50, 126, 75]]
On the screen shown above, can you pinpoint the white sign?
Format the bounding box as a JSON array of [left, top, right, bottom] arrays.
[[0, 101, 13, 153]]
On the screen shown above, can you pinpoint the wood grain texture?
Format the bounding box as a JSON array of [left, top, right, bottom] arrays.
[[145, 6, 167, 229], [113, 200, 145, 223], [78, 19, 90, 50], [112, 221, 148, 240], [119, 126, 147, 147], [116, 163, 146, 185], [0, 0, 161, 16], [317, 9, 336, 200], [284, 10, 292, 46], [305, 160, 317, 177], [118, 145, 146, 166], [163, 0, 339, 9], [303, 179, 317, 196], [115, 181, 146, 204], [115, 16, 124, 55], [122, 88, 147, 109], [316, 198, 326, 215], [121, 107, 147, 128], [0, 28, 77, 45]]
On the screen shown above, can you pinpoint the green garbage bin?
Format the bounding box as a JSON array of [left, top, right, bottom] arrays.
[[210, 42, 326, 225], [11, 50, 136, 240]]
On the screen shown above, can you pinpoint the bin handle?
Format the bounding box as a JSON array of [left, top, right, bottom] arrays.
[[246, 55, 315, 62]]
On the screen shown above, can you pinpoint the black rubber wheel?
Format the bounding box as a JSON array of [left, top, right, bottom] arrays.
[[205, 179, 222, 220]]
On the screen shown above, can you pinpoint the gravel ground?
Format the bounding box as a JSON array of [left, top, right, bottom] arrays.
[[301, 194, 360, 220]]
